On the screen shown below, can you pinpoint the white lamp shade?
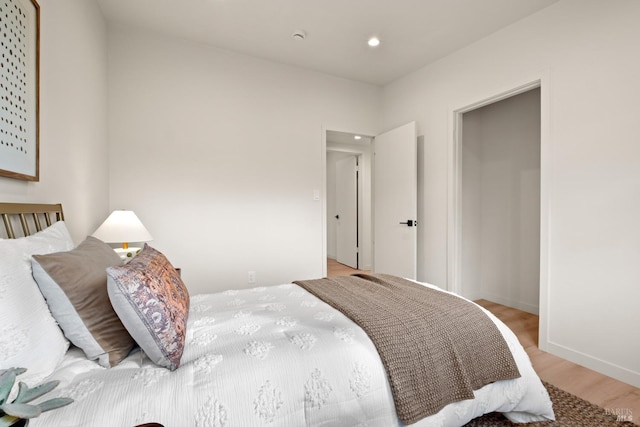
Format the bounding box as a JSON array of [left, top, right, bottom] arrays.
[[92, 210, 153, 244]]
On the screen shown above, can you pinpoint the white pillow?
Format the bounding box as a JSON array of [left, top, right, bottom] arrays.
[[0, 221, 73, 385]]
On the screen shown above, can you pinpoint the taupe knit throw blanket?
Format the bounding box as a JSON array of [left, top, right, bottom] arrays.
[[294, 274, 521, 424]]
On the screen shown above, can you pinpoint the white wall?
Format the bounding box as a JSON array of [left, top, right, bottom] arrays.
[[0, 0, 109, 242], [107, 26, 380, 294], [462, 89, 541, 314], [381, 0, 640, 387]]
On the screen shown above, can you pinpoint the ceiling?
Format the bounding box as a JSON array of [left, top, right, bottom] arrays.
[[327, 130, 373, 146], [96, 0, 559, 86]]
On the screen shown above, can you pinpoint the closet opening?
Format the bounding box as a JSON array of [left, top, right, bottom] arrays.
[[459, 87, 541, 315]]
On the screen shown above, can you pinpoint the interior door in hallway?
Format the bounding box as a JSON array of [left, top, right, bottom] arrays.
[[335, 155, 358, 269], [373, 122, 417, 279]]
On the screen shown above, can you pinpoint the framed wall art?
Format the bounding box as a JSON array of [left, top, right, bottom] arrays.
[[0, 0, 39, 181]]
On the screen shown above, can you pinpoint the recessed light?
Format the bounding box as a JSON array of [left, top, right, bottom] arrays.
[[354, 135, 362, 140], [367, 37, 380, 47]]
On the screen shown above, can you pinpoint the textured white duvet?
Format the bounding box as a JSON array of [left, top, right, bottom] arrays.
[[33, 282, 553, 427]]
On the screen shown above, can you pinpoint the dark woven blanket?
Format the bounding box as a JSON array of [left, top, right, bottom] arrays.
[[294, 274, 521, 424]]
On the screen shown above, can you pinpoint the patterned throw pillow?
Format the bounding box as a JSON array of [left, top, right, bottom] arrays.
[[106, 244, 189, 370]]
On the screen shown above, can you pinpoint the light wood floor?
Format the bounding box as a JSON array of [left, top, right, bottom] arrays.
[[326, 257, 370, 277], [475, 299, 640, 425], [326, 260, 640, 425]]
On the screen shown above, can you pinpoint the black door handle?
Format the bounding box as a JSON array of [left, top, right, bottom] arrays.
[[399, 220, 417, 227]]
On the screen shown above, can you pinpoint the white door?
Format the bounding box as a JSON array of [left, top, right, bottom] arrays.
[[373, 122, 417, 279], [335, 155, 358, 269]]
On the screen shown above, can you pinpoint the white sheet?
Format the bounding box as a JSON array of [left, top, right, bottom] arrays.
[[33, 283, 553, 427]]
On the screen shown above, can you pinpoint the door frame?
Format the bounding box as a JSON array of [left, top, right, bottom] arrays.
[[321, 126, 373, 277], [447, 74, 551, 350]]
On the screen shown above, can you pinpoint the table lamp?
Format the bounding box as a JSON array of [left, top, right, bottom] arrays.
[[92, 210, 153, 261]]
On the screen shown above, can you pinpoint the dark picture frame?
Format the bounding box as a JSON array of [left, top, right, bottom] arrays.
[[0, 0, 39, 181]]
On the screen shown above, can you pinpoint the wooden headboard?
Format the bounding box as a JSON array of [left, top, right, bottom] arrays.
[[0, 202, 64, 239]]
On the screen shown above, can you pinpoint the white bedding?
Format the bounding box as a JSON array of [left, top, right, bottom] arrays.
[[33, 282, 553, 427]]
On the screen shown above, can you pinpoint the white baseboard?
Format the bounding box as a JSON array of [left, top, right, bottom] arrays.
[[545, 341, 640, 389], [461, 290, 484, 302], [470, 291, 639, 389], [479, 292, 539, 315]]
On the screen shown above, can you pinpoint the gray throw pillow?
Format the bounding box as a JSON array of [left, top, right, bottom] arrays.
[[32, 236, 136, 367]]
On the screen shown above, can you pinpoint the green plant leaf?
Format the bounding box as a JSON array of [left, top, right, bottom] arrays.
[[0, 368, 26, 378], [1, 369, 26, 378], [0, 371, 17, 406], [14, 380, 60, 404], [1, 402, 42, 418], [1, 368, 29, 406], [37, 397, 74, 413]]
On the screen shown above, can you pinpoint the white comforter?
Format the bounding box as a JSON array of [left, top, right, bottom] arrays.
[[33, 282, 553, 427]]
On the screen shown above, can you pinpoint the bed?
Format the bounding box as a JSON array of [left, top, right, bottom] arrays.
[[0, 202, 554, 427]]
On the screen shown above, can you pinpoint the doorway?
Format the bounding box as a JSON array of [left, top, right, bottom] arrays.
[[325, 130, 373, 273], [459, 87, 541, 314]]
